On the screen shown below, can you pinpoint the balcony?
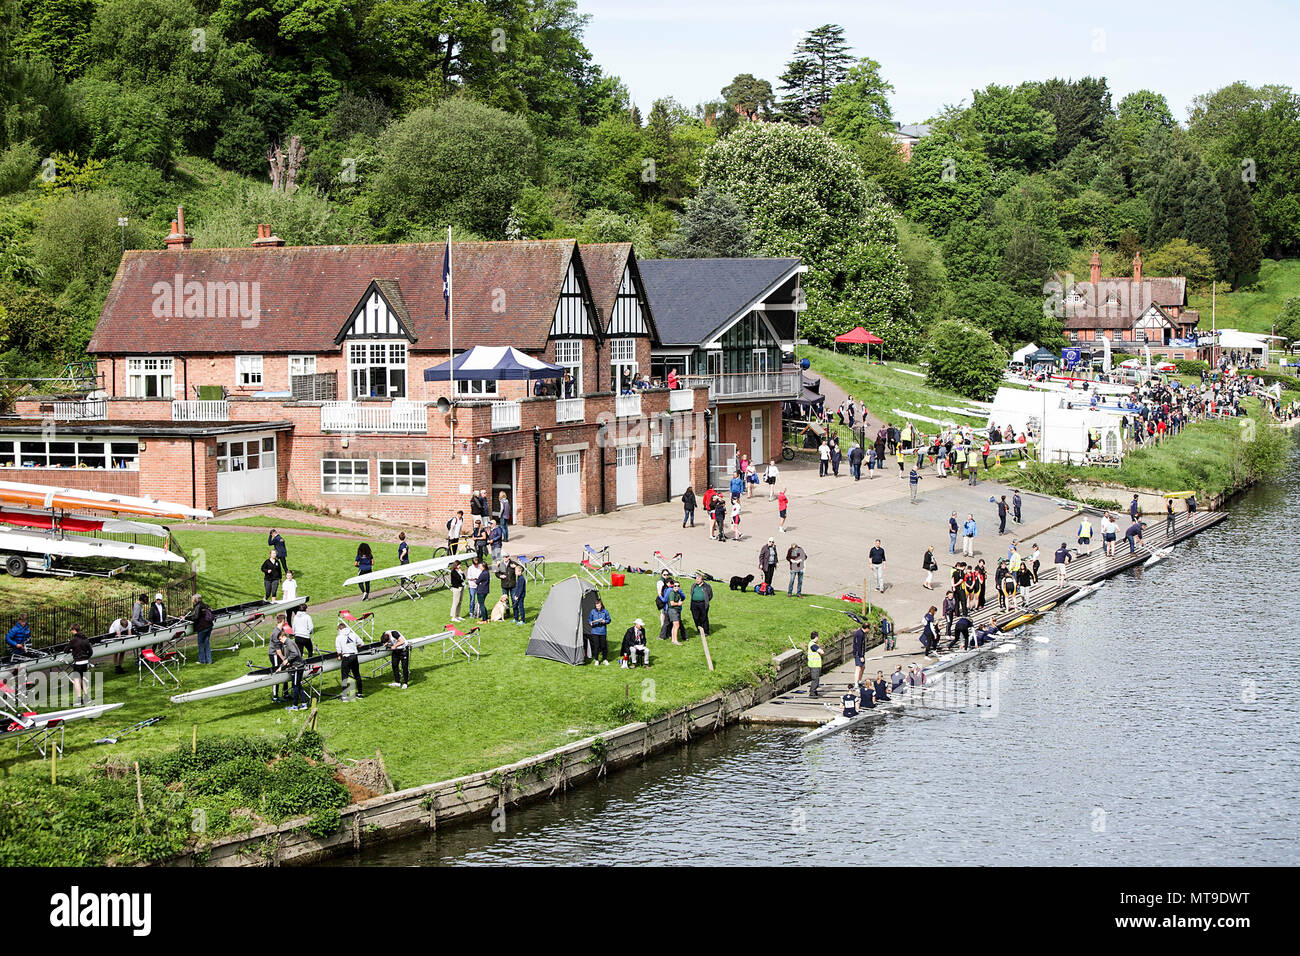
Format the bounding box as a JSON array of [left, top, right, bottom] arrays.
[[680, 371, 801, 403], [51, 399, 107, 421], [668, 389, 695, 412], [172, 400, 228, 422], [555, 397, 585, 423], [615, 393, 642, 418], [321, 400, 427, 433], [490, 400, 521, 431]]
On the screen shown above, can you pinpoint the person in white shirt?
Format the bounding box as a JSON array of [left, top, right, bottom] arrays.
[[818, 440, 830, 477], [108, 615, 131, 674], [764, 461, 780, 500], [446, 510, 464, 554], [281, 571, 298, 601], [292, 605, 314, 656], [335, 622, 363, 701]]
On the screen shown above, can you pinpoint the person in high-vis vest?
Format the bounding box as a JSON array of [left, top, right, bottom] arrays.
[[1077, 515, 1094, 555], [807, 633, 823, 698]]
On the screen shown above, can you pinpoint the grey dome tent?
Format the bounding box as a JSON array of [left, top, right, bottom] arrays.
[[525, 576, 601, 665]]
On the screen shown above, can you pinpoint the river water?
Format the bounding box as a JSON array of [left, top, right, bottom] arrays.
[[345, 457, 1299, 866]]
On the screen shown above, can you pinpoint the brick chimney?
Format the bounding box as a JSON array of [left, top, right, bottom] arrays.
[[1132, 250, 1142, 284], [251, 223, 285, 247], [163, 205, 192, 250], [1089, 251, 1101, 285]]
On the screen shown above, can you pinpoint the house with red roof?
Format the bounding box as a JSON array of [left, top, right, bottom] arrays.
[[4, 211, 713, 527]]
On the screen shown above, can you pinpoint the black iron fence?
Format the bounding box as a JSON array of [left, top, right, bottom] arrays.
[[2, 571, 198, 650]]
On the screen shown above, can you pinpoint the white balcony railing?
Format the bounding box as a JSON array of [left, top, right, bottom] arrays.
[[680, 371, 801, 403], [171, 400, 228, 422], [668, 389, 694, 412], [615, 393, 642, 418], [555, 397, 585, 423], [321, 400, 427, 433], [490, 400, 522, 431], [52, 399, 107, 420]]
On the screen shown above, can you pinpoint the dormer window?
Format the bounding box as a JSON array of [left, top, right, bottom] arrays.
[[349, 341, 406, 399]]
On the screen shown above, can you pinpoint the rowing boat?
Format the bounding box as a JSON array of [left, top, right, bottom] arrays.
[[4, 595, 308, 675], [169, 630, 449, 704], [1064, 581, 1107, 605], [1143, 546, 1173, 568], [1, 701, 124, 737]]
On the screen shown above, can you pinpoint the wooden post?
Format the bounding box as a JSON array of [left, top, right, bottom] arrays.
[[134, 761, 151, 835], [700, 633, 715, 671], [191, 724, 197, 754], [50, 745, 56, 785]]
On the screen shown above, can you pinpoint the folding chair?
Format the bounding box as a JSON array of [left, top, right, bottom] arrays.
[[3, 711, 64, 758], [155, 627, 189, 665], [518, 555, 546, 583], [338, 610, 375, 644], [228, 611, 268, 649], [0, 675, 39, 711], [652, 550, 683, 575], [580, 545, 612, 586], [440, 625, 481, 662], [138, 647, 181, 687]]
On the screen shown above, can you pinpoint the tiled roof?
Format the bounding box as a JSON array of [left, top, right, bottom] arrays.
[[637, 257, 802, 346], [89, 241, 581, 354], [1061, 276, 1189, 326], [579, 242, 660, 342]]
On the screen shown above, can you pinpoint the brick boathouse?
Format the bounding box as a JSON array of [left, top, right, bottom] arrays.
[[3, 214, 802, 528]]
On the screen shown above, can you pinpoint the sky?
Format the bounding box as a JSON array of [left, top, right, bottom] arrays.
[[577, 0, 1300, 124]]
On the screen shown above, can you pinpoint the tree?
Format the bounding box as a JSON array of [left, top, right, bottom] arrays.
[[965, 84, 1057, 173], [1180, 164, 1230, 278], [721, 73, 774, 122], [12, 0, 95, 77], [961, 278, 1062, 348], [822, 58, 894, 133], [905, 127, 993, 235], [1146, 239, 1215, 291], [1115, 89, 1176, 186], [1029, 76, 1112, 161], [1276, 297, 1300, 344], [699, 122, 913, 354], [990, 176, 1069, 295], [895, 220, 951, 326], [924, 320, 1008, 400], [366, 97, 535, 238], [660, 186, 752, 258], [778, 23, 853, 125], [32, 190, 143, 295], [1216, 165, 1262, 287]]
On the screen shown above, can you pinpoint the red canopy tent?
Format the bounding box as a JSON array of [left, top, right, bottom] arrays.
[[833, 327, 884, 360]]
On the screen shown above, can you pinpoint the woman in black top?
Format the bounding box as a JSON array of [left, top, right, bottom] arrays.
[[261, 548, 282, 599], [448, 560, 465, 621], [354, 543, 374, 600], [68, 625, 94, 704], [922, 547, 938, 589], [681, 487, 696, 528]]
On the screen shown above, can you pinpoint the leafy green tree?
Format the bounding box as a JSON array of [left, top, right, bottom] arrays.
[[722, 73, 774, 122], [1216, 165, 1262, 287], [961, 279, 1062, 348], [12, 0, 94, 77], [71, 78, 175, 171], [1114, 90, 1175, 186], [0, 9, 76, 154], [895, 220, 951, 326], [1276, 297, 1300, 344], [0, 141, 39, 195], [1188, 81, 1292, 166], [366, 97, 535, 238], [660, 186, 752, 258], [32, 190, 144, 295], [574, 207, 654, 252], [778, 23, 853, 125], [924, 319, 1008, 400], [1180, 163, 1230, 278], [699, 122, 913, 354], [822, 58, 894, 133], [1029, 76, 1111, 161], [991, 176, 1068, 294], [965, 83, 1056, 173], [1146, 239, 1215, 291], [191, 180, 369, 248], [904, 127, 993, 235]]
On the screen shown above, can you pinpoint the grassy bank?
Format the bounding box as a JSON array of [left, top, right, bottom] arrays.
[[1187, 258, 1300, 336], [1, 559, 857, 855]]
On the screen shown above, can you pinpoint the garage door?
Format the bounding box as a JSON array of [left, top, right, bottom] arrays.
[[216, 434, 278, 510], [669, 438, 690, 496], [616, 445, 638, 507], [556, 451, 581, 517]]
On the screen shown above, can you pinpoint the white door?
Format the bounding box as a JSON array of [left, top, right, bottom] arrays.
[[750, 410, 765, 464], [669, 438, 689, 496], [216, 434, 278, 510], [556, 452, 581, 517], [616, 445, 638, 506]]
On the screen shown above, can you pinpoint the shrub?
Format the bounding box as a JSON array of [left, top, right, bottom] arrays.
[[924, 320, 1008, 400], [1174, 359, 1210, 376]]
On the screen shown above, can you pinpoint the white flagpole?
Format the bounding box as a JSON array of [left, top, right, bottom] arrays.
[[449, 226, 454, 458]]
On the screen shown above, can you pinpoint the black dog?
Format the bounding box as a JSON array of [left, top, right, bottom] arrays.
[[729, 574, 755, 592]]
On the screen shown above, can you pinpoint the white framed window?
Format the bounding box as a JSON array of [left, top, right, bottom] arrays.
[[609, 338, 636, 364], [288, 355, 316, 379], [378, 459, 427, 495], [554, 339, 583, 393], [235, 355, 263, 387], [321, 458, 370, 494], [348, 340, 407, 399], [126, 357, 174, 398], [0, 438, 138, 470], [454, 379, 499, 396], [215, 437, 271, 474]]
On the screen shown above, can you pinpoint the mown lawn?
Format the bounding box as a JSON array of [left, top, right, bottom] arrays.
[[1187, 258, 1300, 336], [1, 562, 854, 790]]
